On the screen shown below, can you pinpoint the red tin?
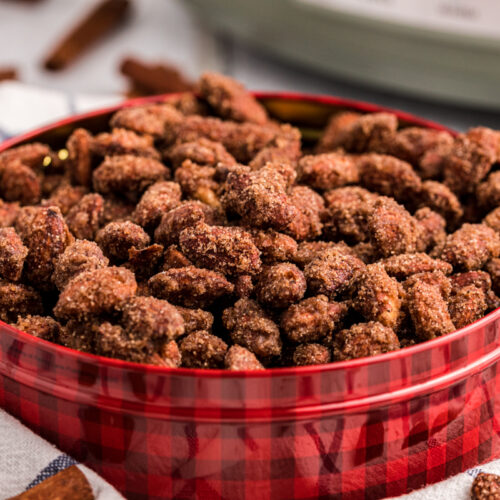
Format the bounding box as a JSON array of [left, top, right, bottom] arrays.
[[0, 93, 499, 500]]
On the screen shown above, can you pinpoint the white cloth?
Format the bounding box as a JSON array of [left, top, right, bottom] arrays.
[[391, 462, 500, 499], [0, 409, 124, 499], [0, 81, 120, 141], [0, 81, 496, 500]]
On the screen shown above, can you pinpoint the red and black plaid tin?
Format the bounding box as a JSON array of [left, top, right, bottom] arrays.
[[1, 94, 499, 500]]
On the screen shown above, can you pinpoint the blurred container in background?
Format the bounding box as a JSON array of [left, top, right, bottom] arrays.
[[185, 0, 500, 109]]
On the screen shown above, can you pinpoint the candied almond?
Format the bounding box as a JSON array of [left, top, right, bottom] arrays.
[[368, 197, 419, 257], [167, 137, 236, 168], [333, 321, 400, 360], [0, 159, 41, 205], [297, 153, 358, 190], [110, 103, 183, 138], [176, 306, 214, 334], [65, 193, 104, 240], [42, 183, 88, 216], [164, 93, 209, 116], [293, 343, 331, 366], [53, 239, 109, 291], [484, 207, 500, 234], [377, 127, 453, 176], [180, 330, 228, 369], [331, 112, 398, 153], [281, 295, 346, 343], [93, 154, 169, 201], [174, 159, 218, 196], [67, 128, 93, 186], [486, 259, 500, 295], [155, 201, 220, 246], [132, 181, 182, 230], [221, 164, 296, 231], [22, 206, 72, 291], [448, 285, 487, 330], [0, 142, 52, 172], [293, 241, 347, 268], [150, 340, 182, 368], [440, 223, 500, 271], [285, 186, 324, 241], [471, 472, 500, 500], [406, 277, 455, 340], [443, 129, 497, 195], [198, 72, 268, 124], [225, 345, 264, 370], [234, 274, 254, 298], [223, 298, 282, 359], [357, 153, 422, 203], [127, 244, 164, 280], [450, 271, 492, 294], [354, 263, 401, 329], [477, 171, 500, 210], [148, 266, 234, 308], [381, 253, 452, 280], [96, 221, 150, 262], [101, 196, 135, 225], [96, 322, 151, 363], [0, 227, 27, 282], [322, 186, 378, 243], [179, 223, 262, 276], [249, 124, 301, 170], [250, 229, 297, 264], [162, 245, 192, 270], [304, 247, 366, 299], [91, 128, 160, 159], [0, 199, 20, 228], [14, 315, 62, 342], [0, 280, 43, 323], [54, 267, 137, 321], [418, 180, 463, 227], [122, 295, 185, 342], [414, 207, 447, 252], [255, 263, 306, 309], [315, 111, 361, 153]]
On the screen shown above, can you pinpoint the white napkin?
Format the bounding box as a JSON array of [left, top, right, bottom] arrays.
[[392, 463, 500, 499], [0, 81, 120, 141]]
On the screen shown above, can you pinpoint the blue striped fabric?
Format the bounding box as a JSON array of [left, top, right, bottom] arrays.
[[25, 454, 77, 490]]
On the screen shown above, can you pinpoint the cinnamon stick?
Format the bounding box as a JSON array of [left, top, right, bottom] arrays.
[[44, 0, 131, 71], [7, 466, 94, 500], [120, 57, 194, 96], [0, 67, 17, 82]]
